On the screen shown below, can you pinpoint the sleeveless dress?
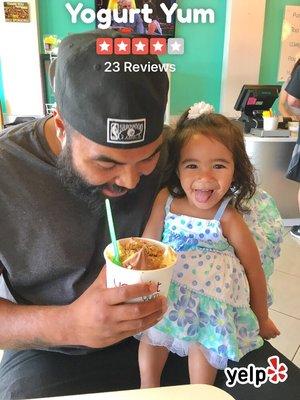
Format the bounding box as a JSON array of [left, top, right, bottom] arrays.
[[137, 190, 283, 369]]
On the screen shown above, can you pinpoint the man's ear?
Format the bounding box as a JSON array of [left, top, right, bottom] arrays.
[[52, 109, 67, 148]]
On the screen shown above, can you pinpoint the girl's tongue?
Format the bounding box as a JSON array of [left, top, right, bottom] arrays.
[[195, 190, 213, 203]]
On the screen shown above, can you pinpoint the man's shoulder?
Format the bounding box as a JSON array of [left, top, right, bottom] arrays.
[[0, 117, 48, 172], [286, 66, 300, 99], [0, 117, 48, 150], [0, 118, 39, 144]]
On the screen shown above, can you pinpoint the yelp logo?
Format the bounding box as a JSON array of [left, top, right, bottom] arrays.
[[266, 356, 288, 383], [225, 356, 288, 388]]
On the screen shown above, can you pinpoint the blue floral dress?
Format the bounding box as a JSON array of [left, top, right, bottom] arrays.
[[137, 190, 283, 369]]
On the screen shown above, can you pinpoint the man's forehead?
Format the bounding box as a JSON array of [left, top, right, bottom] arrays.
[[72, 132, 163, 161]]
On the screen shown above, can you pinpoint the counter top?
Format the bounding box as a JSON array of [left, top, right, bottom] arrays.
[[39, 384, 235, 400], [244, 134, 297, 142]]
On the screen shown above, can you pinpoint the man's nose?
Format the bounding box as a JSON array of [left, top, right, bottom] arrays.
[[115, 166, 140, 189]]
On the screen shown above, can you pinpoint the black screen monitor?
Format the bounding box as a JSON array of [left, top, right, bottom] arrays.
[[95, 1, 177, 37], [234, 84, 282, 133], [234, 84, 281, 117]]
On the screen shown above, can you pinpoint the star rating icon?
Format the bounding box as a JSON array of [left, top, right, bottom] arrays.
[[168, 38, 185, 55], [100, 41, 110, 51], [132, 38, 149, 55], [95, 37, 185, 56], [135, 41, 145, 51], [114, 38, 131, 55], [152, 41, 163, 51], [150, 38, 166, 55], [96, 38, 113, 55], [118, 41, 128, 51], [171, 42, 180, 52]]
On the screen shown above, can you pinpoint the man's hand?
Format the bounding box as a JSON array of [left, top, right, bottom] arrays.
[[66, 267, 167, 348]]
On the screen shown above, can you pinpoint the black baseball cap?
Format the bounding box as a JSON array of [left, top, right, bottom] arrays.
[[50, 29, 169, 148]]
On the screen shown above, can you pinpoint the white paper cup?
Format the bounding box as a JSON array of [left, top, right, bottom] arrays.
[[288, 121, 299, 138], [263, 116, 278, 131], [104, 238, 177, 303]]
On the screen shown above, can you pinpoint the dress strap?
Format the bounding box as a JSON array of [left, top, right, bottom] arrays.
[[165, 194, 174, 215], [214, 196, 232, 221]]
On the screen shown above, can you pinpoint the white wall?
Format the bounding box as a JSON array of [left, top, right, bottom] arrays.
[[0, 0, 44, 118], [220, 0, 266, 117]]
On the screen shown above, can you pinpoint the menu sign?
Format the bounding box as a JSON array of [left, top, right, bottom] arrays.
[[4, 2, 30, 23], [278, 6, 300, 81]]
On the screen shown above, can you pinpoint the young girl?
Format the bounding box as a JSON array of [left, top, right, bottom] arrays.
[[137, 102, 282, 387]]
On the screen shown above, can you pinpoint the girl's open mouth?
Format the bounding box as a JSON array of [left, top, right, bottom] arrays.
[[194, 189, 214, 203]]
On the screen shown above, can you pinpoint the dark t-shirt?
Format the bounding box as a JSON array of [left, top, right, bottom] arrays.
[[286, 65, 300, 99], [286, 65, 300, 143], [0, 117, 167, 352]]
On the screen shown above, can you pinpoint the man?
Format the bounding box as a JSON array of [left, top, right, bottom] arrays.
[[0, 29, 299, 400], [0, 29, 177, 398], [286, 65, 300, 109], [286, 64, 300, 239], [111, 0, 145, 34]]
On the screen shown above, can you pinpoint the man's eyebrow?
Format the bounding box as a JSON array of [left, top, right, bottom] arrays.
[[92, 144, 162, 165], [146, 144, 162, 159]]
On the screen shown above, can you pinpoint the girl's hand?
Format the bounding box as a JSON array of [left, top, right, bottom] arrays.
[[259, 318, 280, 340]]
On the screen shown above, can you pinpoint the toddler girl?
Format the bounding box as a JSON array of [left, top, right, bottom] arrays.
[[137, 102, 282, 387]]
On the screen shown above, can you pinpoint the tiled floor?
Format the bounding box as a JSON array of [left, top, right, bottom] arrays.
[[0, 229, 299, 368], [269, 227, 300, 367]]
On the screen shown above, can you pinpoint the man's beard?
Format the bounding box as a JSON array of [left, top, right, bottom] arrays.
[[56, 135, 128, 215]]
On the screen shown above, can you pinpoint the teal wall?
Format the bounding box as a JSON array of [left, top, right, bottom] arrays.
[[38, 0, 227, 114], [259, 0, 300, 85], [38, 0, 94, 52], [38, 0, 100, 108], [161, 0, 227, 114], [2, 1, 291, 117], [0, 60, 6, 114]]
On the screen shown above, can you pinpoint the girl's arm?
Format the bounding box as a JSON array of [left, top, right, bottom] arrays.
[[222, 207, 280, 339], [142, 188, 170, 240]]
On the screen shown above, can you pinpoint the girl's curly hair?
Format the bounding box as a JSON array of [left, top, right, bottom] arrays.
[[165, 109, 257, 213]]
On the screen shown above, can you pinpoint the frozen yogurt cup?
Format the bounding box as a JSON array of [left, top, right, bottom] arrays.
[[104, 237, 177, 303]]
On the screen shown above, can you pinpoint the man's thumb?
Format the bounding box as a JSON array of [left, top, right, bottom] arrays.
[[93, 265, 107, 289]]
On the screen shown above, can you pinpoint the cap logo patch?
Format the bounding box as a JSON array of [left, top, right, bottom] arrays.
[[107, 118, 146, 144]]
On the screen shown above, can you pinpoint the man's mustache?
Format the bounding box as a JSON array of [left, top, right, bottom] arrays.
[[90, 183, 128, 194]]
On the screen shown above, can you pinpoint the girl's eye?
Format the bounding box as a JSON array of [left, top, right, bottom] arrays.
[[213, 164, 226, 169], [185, 164, 198, 169]]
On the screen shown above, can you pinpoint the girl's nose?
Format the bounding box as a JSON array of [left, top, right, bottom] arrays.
[[196, 170, 214, 181]]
